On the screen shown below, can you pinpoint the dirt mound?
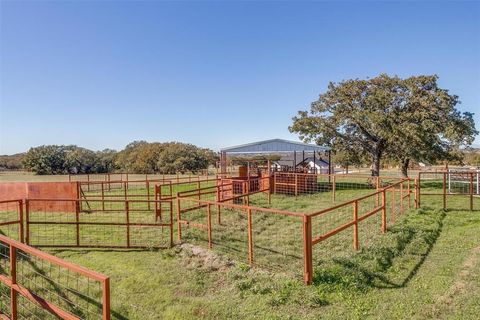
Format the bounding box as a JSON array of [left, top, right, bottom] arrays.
[[177, 243, 234, 271]]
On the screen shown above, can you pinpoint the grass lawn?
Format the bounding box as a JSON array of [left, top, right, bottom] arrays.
[[46, 194, 480, 319], [1, 172, 479, 319]]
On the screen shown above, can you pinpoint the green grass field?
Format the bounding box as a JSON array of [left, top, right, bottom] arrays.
[[1, 172, 479, 319]]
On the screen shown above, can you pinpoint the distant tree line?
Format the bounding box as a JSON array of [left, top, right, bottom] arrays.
[[3, 141, 218, 175]]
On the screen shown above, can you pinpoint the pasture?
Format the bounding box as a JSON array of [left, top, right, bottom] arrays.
[[1, 171, 479, 319]]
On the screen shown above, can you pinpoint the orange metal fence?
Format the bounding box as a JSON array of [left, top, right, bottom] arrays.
[[25, 199, 173, 248], [177, 178, 412, 284], [416, 171, 478, 211], [0, 234, 110, 319]]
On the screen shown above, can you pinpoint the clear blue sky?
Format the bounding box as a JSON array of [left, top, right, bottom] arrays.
[[1, 1, 479, 154]]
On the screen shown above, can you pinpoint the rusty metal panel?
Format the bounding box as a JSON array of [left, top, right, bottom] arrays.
[[0, 182, 79, 212]]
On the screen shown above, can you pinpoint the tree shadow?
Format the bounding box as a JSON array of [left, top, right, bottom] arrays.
[[312, 209, 446, 290]]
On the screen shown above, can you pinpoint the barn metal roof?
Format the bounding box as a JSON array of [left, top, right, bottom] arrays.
[[221, 138, 330, 154]]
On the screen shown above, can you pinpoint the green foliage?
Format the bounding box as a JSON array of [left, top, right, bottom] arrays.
[[20, 141, 216, 175], [290, 74, 478, 176], [0, 153, 24, 170], [23, 145, 70, 175], [156, 142, 210, 174]]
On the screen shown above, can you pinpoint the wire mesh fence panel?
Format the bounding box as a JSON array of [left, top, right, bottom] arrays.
[[0, 281, 10, 318], [0, 235, 110, 319], [418, 172, 477, 211], [209, 206, 249, 264], [249, 209, 304, 278], [0, 199, 23, 241], [27, 199, 172, 248], [310, 203, 356, 269], [178, 198, 210, 247], [356, 193, 384, 250]]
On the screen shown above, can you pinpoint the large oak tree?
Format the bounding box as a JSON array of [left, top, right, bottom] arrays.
[[290, 74, 477, 177]]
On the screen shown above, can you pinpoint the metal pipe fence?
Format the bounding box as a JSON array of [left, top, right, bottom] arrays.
[[0, 235, 110, 319], [416, 171, 479, 211], [177, 178, 412, 284], [25, 199, 173, 249]]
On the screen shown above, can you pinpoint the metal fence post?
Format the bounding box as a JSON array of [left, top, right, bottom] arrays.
[[125, 200, 130, 248], [207, 204, 212, 249], [247, 208, 253, 264], [353, 201, 359, 251], [25, 199, 30, 245], [10, 245, 18, 320], [381, 190, 387, 233], [102, 277, 111, 320], [18, 200, 24, 243], [443, 172, 447, 210], [470, 173, 474, 211], [177, 195, 182, 241], [303, 215, 313, 285]]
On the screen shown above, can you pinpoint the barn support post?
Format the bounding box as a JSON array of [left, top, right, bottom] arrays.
[[220, 151, 227, 174]]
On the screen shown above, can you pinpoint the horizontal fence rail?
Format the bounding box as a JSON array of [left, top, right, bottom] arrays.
[[0, 234, 110, 319]]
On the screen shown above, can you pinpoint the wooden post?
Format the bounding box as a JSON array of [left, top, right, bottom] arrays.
[[303, 215, 313, 285], [353, 201, 359, 251], [125, 200, 130, 248], [207, 204, 212, 249], [376, 176, 380, 207], [123, 182, 127, 201], [10, 245, 18, 320], [87, 174, 90, 192], [381, 190, 387, 233], [247, 208, 253, 264]]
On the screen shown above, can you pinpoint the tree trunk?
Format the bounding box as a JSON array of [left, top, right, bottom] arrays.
[[371, 151, 381, 177], [401, 158, 410, 178]]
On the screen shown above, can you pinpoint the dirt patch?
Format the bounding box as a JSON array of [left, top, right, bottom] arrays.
[[177, 243, 234, 271]]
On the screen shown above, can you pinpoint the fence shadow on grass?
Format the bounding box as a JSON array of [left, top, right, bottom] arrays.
[[312, 208, 446, 291]]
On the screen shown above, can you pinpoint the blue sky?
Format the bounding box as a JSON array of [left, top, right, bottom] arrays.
[[1, 1, 479, 154]]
